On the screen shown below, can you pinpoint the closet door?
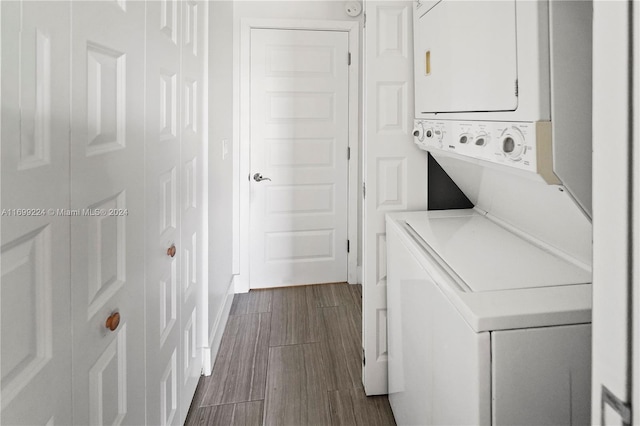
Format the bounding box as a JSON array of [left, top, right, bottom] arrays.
[[145, 2, 205, 424], [178, 1, 205, 421], [362, 0, 427, 395], [145, 1, 184, 425], [1, 2, 72, 424], [69, 2, 146, 425]]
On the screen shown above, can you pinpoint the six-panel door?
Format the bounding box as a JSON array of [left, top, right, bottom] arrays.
[[1, 2, 205, 425], [70, 2, 147, 424], [1, 2, 73, 424]]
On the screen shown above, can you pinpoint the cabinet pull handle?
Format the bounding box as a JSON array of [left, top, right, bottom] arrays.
[[167, 244, 176, 258]]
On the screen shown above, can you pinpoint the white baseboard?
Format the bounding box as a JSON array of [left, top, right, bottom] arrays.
[[202, 275, 236, 375]]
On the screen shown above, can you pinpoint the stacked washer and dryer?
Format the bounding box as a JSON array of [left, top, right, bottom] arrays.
[[386, 1, 594, 425]]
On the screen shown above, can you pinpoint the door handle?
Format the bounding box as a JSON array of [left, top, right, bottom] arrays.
[[253, 173, 272, 182]]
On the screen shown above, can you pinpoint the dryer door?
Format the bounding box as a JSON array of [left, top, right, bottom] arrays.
[[414, 0, 518, 114]]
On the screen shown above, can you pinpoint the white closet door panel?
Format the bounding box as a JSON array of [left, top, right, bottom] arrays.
[[362, 1, 427, 395], [70, 2, 146, 425], [178, 1, 205, 421], [592, 1, 633, 424], [145, 1, 183, 425], [1, 2, 72, 425]]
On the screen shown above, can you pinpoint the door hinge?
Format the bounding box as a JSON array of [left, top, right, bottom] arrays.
[[602, 386, 632, 426], [348, 52, 352, 66], [347, 147, 351, 160], [363, 182, 366, 199], [515, 79, 519, 97], [347, 240, 350, 253], [362, 347, 366, 366], [363, 12, 367, 28]]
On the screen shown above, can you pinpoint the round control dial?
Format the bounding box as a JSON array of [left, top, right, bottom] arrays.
[[500, 128, 525, 161], [433, 127, 444, 141], [474, 133, 490, 147], [412, 122, 425, 142], [424, 127, 434, 139], [458, 133, 472, 145]]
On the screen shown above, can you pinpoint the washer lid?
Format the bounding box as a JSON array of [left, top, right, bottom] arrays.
[[405, 212, 591, 292]]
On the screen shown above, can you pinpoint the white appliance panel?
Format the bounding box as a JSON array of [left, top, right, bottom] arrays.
[[428, 154, 593, 266], [386, 212, 592, 425], [548, 0, 593, 216], [387, 221, 490, 426], [414, 120, 557, 183], [412, 0, 593, 216], [405, 213, 591, 292], [492, 325, 592, 425], [414, 0, 518, 114]]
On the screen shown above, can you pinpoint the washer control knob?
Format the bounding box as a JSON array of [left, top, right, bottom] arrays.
[[412, 122, 425, 142], [459, 134, 471, 145], [424, 128, 434, 139], [474, 133, 489, 147], [501, 129, 525, 161]]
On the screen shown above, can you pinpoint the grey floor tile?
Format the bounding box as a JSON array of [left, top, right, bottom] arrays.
[[264, 343, 332, 426], [350, 284, 362, 311], [269, 286, 324, 346], [329, 389, 396, 426], [202, 312, 271, 405], [321, 305, 363, 390], [313, 282, 355, 307], [231, 401, 264, 426], [186, 401, 264, 426], [186, 403, 235, 426], [187, 284, 393, 426], [230, 291, 273, 316]]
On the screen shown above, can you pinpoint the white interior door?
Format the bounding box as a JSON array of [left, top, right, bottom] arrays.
[[1, 2, 73, 424], [70, 2, 146, 425], [145, 2, 184, 425], [178, 0, 205, 421], [249, 28, 350, 289], [362, 1, 427, 395]]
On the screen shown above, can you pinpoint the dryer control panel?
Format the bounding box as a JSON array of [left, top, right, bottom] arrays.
[[413, 120, 559, 184]]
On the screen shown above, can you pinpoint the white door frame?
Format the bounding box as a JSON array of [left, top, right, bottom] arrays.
[[236, 18, 360, 292], [633, 0, 640, 421]]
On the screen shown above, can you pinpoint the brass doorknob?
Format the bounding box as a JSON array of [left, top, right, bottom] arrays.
[[167, 244, 176, 257], [105, 312, 120, 331]]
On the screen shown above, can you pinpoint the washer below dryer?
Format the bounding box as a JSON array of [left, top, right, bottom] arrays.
[[386, 209, 592, 426]]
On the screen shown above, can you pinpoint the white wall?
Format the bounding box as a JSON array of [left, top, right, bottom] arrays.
[[234, 0, 359, 21], [207, 0, 235, 366]]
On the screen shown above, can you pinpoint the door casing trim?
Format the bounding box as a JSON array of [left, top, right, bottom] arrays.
[[235, 18, 360, 292]]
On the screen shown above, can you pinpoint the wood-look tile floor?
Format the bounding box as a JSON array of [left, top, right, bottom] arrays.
[[185, 283, 396, 426]]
